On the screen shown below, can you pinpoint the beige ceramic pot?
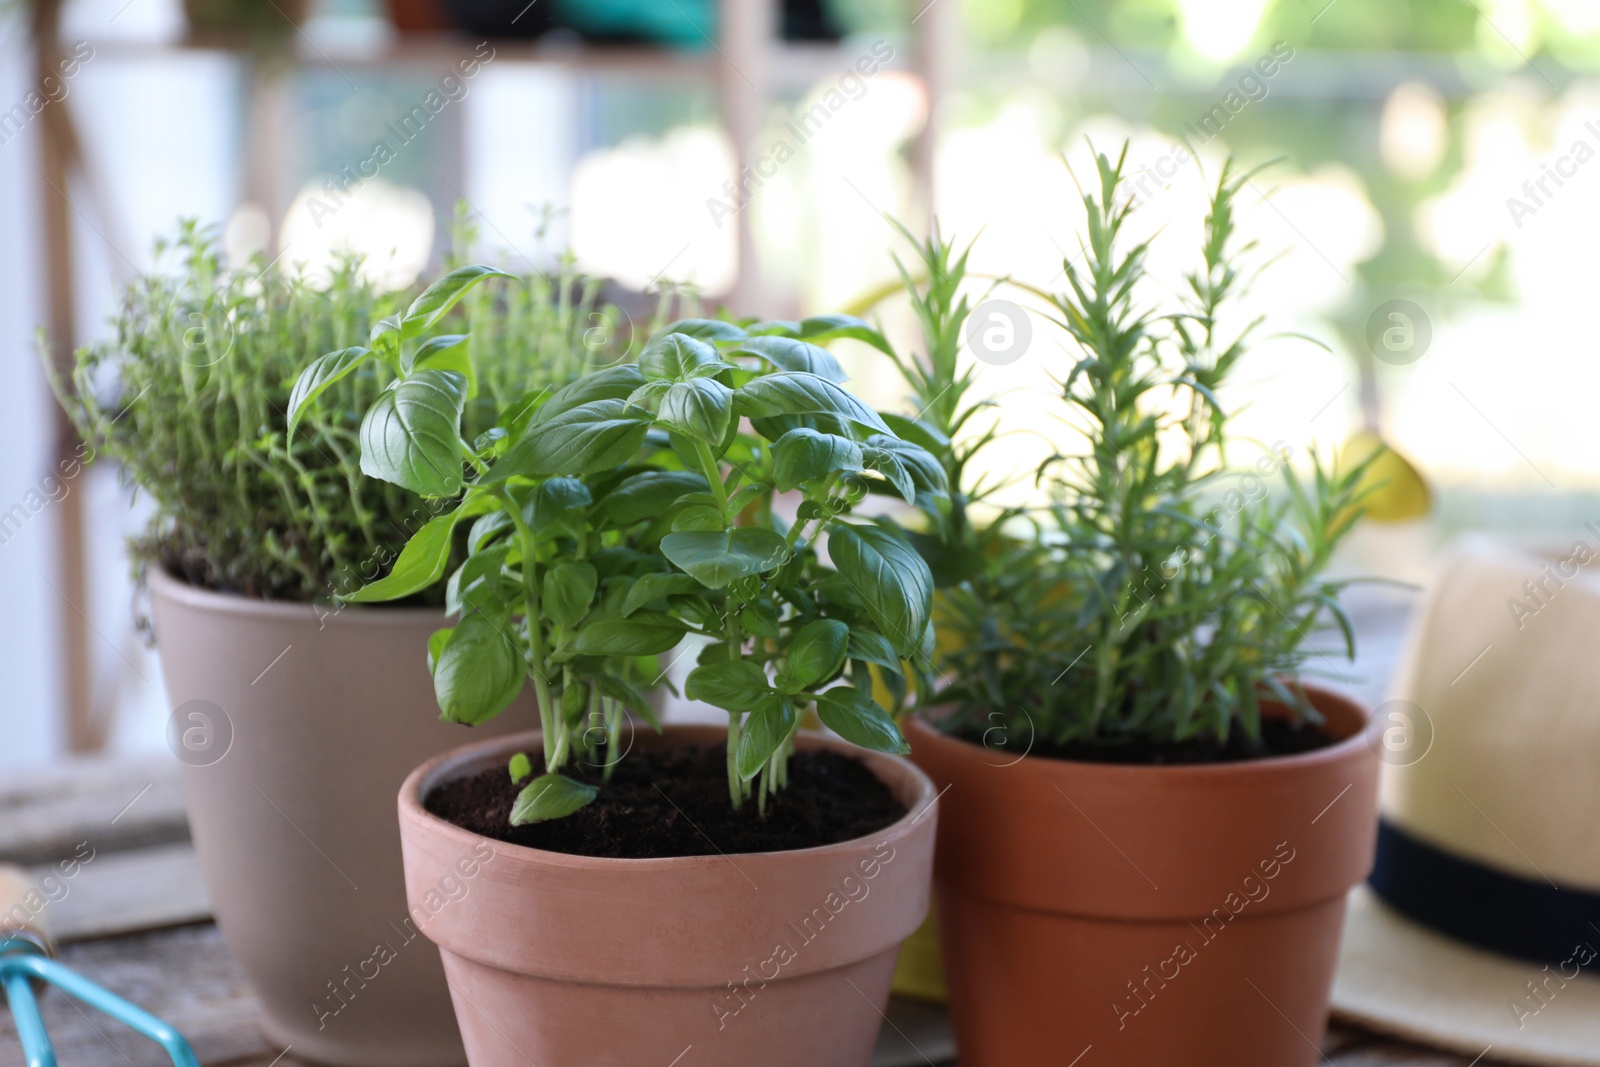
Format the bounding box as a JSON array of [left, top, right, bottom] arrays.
[[149, 567, 528, 1067], [397, 724, 938, 1067], [907, 684, 1379, 1067]]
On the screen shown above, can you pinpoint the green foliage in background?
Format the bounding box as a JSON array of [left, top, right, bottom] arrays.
[[52, 219, 635, 602]]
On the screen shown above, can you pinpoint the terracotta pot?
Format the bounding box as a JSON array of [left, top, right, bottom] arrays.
[[907, 685, 1379, 1067], [397, 725, 938, 1067], [149, 567, 528, 1067]]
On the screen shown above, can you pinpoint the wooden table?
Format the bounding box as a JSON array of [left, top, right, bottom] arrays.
[[0, 922, 1476, 1067], [1, 591, 1474, 1065]]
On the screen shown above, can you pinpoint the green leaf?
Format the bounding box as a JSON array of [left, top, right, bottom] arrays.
[[426, 626, 452, 673], [639, 332, 725, 382], [828, 524, 933, 658], [410, 333, 471, 381], [488, 399, 651, 481], [733, 372, 890, 435], [656, 378, 734, 444], [736, 697, 796, 781], [731, 336, 848, 383], [543, 561, 597, 627], [531, 364, 647, 427], [770, 428, 864, 492], [846, 629, 902, 671], [604, 470, 710, 525], [622, 572, 705, 616], [510, 773, 599, 825], [447, 543, 514, 616], [662, 318, 748, 343], [526, 478, 594, 537], [816, 686, 908, 754], [370, 313, 404, 350], [796, 313, 892, 355], [777, 618, 848, 692], [344, 507, 461, 603], [288, 346, 374, 439], [661, 528, 790, 588], [861, 435, 947, 504], [403, 265, 512, 337], [433, 609, 525, 725], [360, 370, 469, 497], [572, 612, 687, 655], [508, 752, 533, 785], [593, 673, 662, 728], [881, 413, 950, 454], [686, 660, 775, 713]]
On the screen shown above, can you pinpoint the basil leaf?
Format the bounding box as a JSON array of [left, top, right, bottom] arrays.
[[639, 332, 724, 382], [828, 523, 933, 658], [733, 371, 890, 435], [603, 470, 710, 525], [736, 697, 795, 781], [572, 612, 687, 655], [359, 370, 468, 497], [771, 428, 864, 492], [531, 364, 647, 427], [776, 618, 849, 693], [344, 507, 460, 603], [288, 346, 373, 438], [815, 686, 909, 754], [409, 333, 471, 379], [730, 336, 847, 383], [661, 318, 748, 343], [796, 313, 893, 355], [622, 572, 705, 616], [403, 265, 512, 338], [488, 399, 651, 481], [661, 528, 790, 588], [656, 377, 734, 445], [846, 628, 903, 671], [510, 773, 598, 825], [862, 434, 948, 503], [434, 609, 525, 725], [543, 561, 597, 627], [686, 660, 775, 713]]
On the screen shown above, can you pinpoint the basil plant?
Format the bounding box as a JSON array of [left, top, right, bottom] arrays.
[[293, 297, 943, 823]]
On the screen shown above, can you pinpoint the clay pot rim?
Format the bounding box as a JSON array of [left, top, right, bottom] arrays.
[[908, 681, 1371, 780], [399, 723, 939, 871], [149, 563, 443, 622]]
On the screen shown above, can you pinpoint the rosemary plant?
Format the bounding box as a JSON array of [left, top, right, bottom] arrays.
[[926, 149, 1373, 751]]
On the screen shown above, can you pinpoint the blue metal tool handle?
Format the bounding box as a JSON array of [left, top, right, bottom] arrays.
[[0, 861, 202, 1067]]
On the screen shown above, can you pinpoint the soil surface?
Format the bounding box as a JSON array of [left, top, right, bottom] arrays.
[[961, 717, 1343, 766], [425, 743, 907, 859]]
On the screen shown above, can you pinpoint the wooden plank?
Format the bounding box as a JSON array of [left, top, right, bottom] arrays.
[[0, 755, 188, 867], [31, 842, 211, 944]]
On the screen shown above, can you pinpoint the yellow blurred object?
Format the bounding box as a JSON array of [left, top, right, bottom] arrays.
[[1339, 431, 1432, 523], [891, 905, 947, 1002]]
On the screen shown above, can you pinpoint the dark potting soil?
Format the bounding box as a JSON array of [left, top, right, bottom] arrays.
[[960, 716, 1341, 766], [425, 743, 907, 859]]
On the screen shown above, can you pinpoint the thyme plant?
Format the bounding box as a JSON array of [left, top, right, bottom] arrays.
[[303, 316, 942, 822], [927, 149, 1373, 750], [54, 221, 629, 602]]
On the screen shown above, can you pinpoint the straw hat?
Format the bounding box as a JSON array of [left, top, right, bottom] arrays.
[[1332, 537, 1600, 1065]]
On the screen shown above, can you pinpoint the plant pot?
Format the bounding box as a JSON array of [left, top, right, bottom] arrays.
[[906, 684, 1378, 1067], [149, 567, 529, 1067], [396, 724, 938, 1067]]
